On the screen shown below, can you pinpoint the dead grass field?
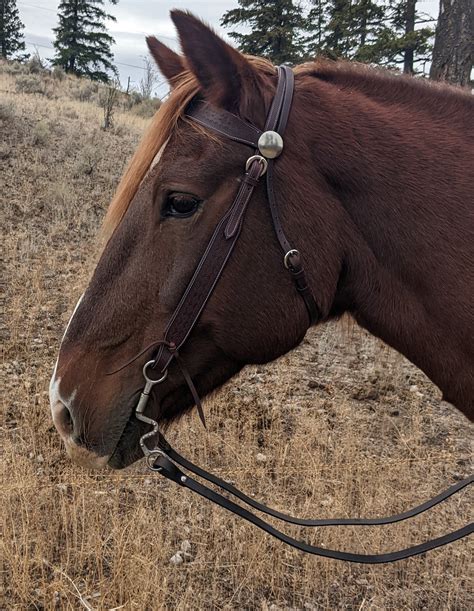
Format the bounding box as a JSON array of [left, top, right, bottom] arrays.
[[1, 61, 473, 610]]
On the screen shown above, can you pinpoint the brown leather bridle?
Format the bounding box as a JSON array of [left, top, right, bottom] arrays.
[[150, 66, 318, 383], [125, 66, 473, 563]]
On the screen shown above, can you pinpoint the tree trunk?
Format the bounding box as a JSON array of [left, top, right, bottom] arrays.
[[404, 0, 416, 74], [430, 0, 473, 87]]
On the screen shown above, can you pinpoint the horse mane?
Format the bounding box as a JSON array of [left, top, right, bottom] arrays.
[[295, 59, 473, 117], [103, 57, 472, 240]]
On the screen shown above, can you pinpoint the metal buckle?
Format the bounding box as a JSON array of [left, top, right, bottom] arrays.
[[283, 249, 300, 270], [246, 155, 268, 176]]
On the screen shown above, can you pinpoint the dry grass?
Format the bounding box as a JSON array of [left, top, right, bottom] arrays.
[[1, 61, 473, 610]]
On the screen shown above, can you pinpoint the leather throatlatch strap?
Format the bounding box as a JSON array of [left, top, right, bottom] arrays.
[[263, 67, 320, 324]]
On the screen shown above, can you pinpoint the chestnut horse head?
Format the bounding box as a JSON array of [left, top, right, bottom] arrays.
[[50, 12, 474, 469]]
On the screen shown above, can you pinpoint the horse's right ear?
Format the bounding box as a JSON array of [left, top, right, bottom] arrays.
[[146, 36, 185, 85]]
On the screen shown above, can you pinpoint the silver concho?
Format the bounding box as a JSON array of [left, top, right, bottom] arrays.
[[258, 130, 284, 159]]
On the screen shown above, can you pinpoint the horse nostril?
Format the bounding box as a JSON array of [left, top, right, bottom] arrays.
[[56, 403, 74, 436]]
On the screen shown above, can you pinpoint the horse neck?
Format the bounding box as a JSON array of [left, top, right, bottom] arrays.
[[286, 72, 474, 417]]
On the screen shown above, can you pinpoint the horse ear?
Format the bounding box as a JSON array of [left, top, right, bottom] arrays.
[[146, 36, 185, 85], [170, 10, 259, 112]]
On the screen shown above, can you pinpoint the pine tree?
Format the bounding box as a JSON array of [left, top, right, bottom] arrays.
[[305, 1, 433, 73], [307, 1, 391, 62], [430, 0, 473, 87], [0, 0, 26, 59], [53, 0, 118, 82], [305, 0, 328, 52], [355, 1, 433, 72], [221, 0, 307, 65], [351, 0, 390, 62], [323, 0, 353, 57], [388, 0, 433, 73]]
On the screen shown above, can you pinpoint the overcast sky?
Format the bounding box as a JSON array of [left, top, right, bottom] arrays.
[[18, 0, 440, 95]]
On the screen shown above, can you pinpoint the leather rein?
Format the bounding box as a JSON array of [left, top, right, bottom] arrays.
[[123, 66, 472, 563]]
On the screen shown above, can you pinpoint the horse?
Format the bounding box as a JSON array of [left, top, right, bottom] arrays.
[[49, 10, 474, 471]]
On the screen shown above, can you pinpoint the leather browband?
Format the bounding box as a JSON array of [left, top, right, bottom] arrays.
[[186, 100, 262, 149]]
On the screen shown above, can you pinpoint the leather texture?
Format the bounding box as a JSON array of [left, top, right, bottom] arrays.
[[186, 100, 262, 149]]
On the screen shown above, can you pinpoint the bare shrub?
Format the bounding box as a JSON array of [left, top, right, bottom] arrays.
[[62, 107, 79, 120], [31, 121, 50, 146], [71, 81, 98, 102], [52, 66, 66, 81], [0, 101, 15, 121], [73, 144, 100, 177], [27, 53, 46, 74], [123, 89, 143, 110], [139, 57, 159, 99], [0, 60, 27, 76], [15, 75, 44, 94], [111, 123, 129, 137], [100, 79, 120, 130]]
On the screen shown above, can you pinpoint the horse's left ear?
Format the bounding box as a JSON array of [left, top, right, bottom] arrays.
[[170, 10, 261, 112], [146, 36, 186, 86]]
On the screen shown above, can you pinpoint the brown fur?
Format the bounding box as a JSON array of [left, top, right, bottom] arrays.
[[52, 11, 474, 470]]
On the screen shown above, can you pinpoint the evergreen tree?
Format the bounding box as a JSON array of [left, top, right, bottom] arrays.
[[221, 0, 307, 65], [322, 0, 353, 57], [0, 0, 26, 59], [305, 0, 327, 52], [307, 1, 391, 61], [386, 0, 433, 73], [306, 0, 433, 73], [351, 0, 390, 62], [430, 0, 473, 87], [53, 0, 118, 82]]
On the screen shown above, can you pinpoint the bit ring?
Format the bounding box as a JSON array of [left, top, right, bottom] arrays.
[[143, 360, 168, 385], [146, 450, 166, 471]]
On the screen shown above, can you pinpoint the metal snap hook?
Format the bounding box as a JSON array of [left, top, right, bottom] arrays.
[[135, 362, 168, 416]]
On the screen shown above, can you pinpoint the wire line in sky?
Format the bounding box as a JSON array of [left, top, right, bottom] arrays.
[[25, 39, 165, 72]]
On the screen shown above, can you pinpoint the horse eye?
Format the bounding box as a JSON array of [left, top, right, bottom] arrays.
[[165, 193, 201, 218]]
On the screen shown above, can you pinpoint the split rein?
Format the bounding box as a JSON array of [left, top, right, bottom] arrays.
[[134, 355, 473, 564], [112, 66, 473, 563]]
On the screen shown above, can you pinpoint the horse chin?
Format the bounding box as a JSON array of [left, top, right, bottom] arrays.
[[108, 376, 209, 469], [108, 412, 147, 469]]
